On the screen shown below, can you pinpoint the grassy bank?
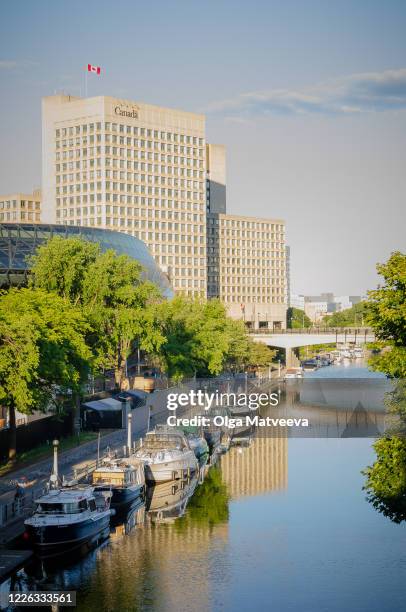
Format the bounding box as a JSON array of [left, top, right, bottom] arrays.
[[0, 431, 98, 477]]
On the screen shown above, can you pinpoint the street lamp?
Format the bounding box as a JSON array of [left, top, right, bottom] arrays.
[[127, 411, 132, 457], [50, 439, 59, 489]]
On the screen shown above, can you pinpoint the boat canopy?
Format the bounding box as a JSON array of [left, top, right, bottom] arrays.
[[82, 398, 122, 412]]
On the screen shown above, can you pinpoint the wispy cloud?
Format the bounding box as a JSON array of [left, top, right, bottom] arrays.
[[206, 68, 406, 117], [0, 59, 38, 70]]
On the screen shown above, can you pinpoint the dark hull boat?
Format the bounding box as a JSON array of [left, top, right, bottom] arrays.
[[24, 487, 112, 558], [109, 486, 143, 507], [25, 516, 111, 558]]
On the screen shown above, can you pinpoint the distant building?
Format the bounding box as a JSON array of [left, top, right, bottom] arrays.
[[207, 212, 286, 330], [303, 293, 363, 322], [41, 94, 208, 297], [0, 190, 41, 223], [285, 246, 291, 307], [290, 293, 305, 310], [304, 301, 329, 323]]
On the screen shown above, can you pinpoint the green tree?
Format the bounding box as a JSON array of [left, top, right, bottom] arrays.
[[157, 297, 258, 381], [28, 236, 100, 305], [246, 340, 276, 369], [366, 251, 406, 378], [287, 307, 312, 329], [30, 236, 164, 389], [224, 318, 251, 371], [323, 301, 367, 327], [0, 288, 91, 461], [80, 249, 164, 387], [157, 297, 230, 381], [363, 435, 406, 523]]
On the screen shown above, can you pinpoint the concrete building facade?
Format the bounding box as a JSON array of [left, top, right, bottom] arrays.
[[206, 143, 226, 214], [285, 245, 291, 307], [40, 93, 287, 319], [0, 190, 41, 223], [207, 212, 286, 329], [42, 94, 207, 297]]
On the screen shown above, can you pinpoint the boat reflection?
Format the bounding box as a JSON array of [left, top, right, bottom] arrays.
[[110, 498, 146, 536], [146, 476, 199, 523]]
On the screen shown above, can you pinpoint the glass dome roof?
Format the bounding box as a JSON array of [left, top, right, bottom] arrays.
[[0, 223, 173, 298]]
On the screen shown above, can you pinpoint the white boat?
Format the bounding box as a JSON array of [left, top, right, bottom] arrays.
[[284, 367, 303, 380], [24, 486, 112, 558], [92, 458, 145, 509], [133, 427, 198, 483]]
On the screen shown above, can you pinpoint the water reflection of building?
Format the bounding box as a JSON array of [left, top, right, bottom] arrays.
[[220, 434, 287, 499], [82, 518, 228, 612], [73, 472, 229, 612]]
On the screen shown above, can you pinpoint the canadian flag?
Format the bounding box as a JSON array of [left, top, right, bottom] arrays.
[[87, 64, 101, 75]]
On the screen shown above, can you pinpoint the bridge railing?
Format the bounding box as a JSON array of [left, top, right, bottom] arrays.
[[248, 327, 375, 336]]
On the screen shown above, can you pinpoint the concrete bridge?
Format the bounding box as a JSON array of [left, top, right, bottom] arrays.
[[250, 328, 376, 366]]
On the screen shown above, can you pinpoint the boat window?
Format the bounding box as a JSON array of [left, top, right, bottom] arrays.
[[36, 501, 86, 514], [36, 502, 65, 514], [93, 472, 125, 486], [78, 499, 88, 512], [89, 499, 96, 511]]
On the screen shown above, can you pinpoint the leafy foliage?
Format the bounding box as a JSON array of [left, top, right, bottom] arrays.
[[156, 297, 275, 381], [29, 236, 100, 305], [157, 297, 231, 381], [287, 307, 312, 328], [323, 301, 367, 327], [366, 251, 406, 378], [363, 435, 406, 523], [246, 340, 276, 367], [0, 288, 91, 415], [30, 236, 164, 387]]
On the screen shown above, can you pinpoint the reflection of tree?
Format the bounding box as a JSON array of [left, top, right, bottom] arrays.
[[363, 435, 406, 523], [176, 467, 229, 531], [385, 380, 406, 433]]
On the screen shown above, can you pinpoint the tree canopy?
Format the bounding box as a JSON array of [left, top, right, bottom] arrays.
[[30, 236, 164, 387], [287, 307, 312, 329], [0, 288, 91, 460], [363, 435, 406, 523], [323, 301, 367, 327], [366, 251, 406, 378], [156, 296, 275, 381]]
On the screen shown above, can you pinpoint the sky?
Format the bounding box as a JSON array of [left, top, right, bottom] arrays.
[[0, 0, 405, 296]]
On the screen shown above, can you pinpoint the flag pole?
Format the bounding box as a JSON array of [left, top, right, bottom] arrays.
[[85, 66, 88, 98]]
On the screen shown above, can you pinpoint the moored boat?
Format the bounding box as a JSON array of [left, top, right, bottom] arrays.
[[133, 426, 198, 483], [91, 458, 145, 509], [24, 486, 112, 558]]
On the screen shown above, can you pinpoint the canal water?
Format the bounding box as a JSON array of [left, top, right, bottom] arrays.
[[2, 363, 406, 612]]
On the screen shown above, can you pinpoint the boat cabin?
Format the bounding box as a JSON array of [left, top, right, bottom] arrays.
[[92, 462, 144, 487], [34, 488, 99, 515]]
